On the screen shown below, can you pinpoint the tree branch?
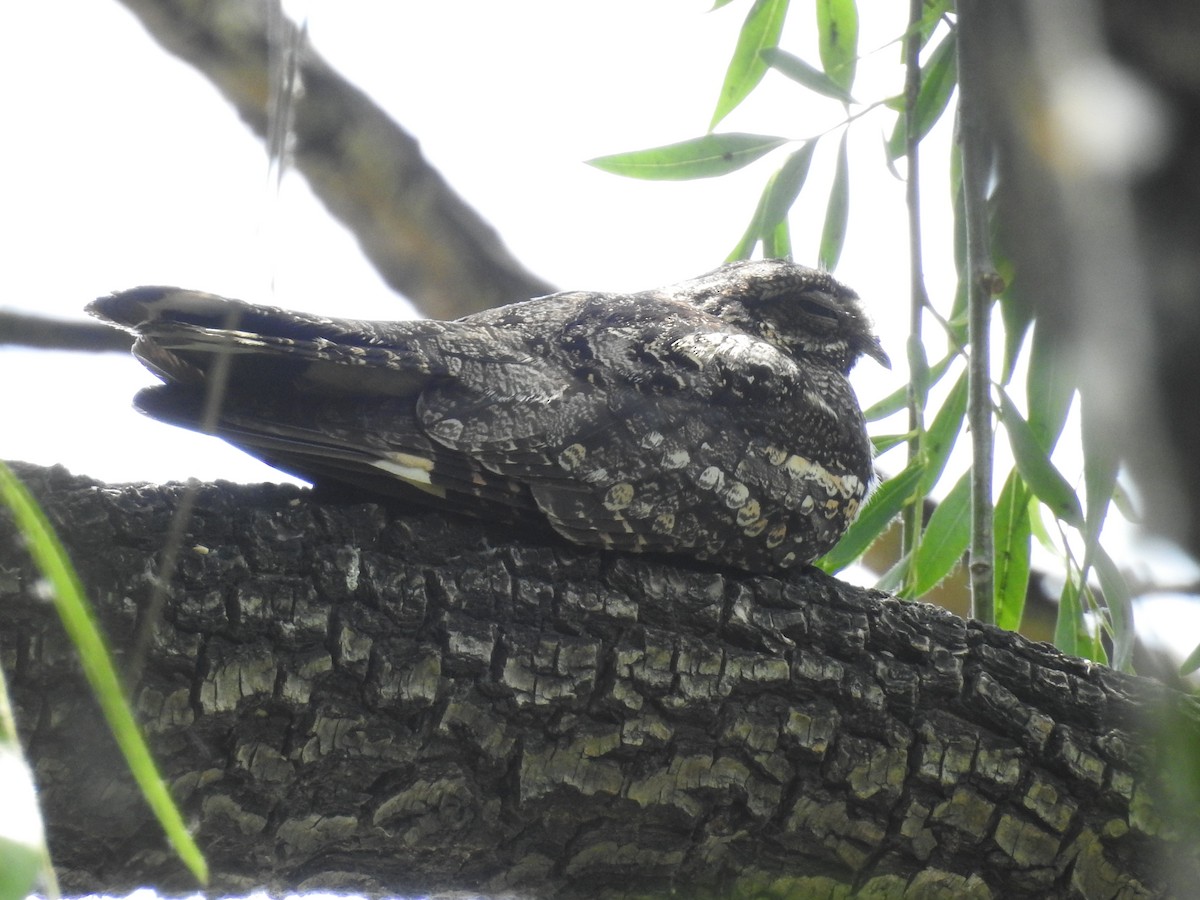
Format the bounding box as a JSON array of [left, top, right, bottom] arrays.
[[955, 1, 1000, 623], [113, 0, 554, 319], [2, 461, 1195, 897], [0, 310, 132, 353]]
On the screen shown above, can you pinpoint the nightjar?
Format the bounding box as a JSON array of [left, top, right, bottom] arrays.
[[88, 259, 888, 573]]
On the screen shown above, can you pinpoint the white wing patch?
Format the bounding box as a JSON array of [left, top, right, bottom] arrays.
[[371, 452, 447, 498]]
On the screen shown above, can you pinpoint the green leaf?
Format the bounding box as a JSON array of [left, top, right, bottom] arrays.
[[818, 131, 850, 270], [1080, 390, 1119, 559], [1180, 641, 1200, 677], [907, 333, 932, 417], [862, 354, 954, 421], [995, 253, 1030, 386], [1111, 479, 1140, 523], [817, 460, 925, 573], [999, 391, 1084, 527], [913, 470, 971, 596], [871, 432, 910, 454], [916, 0, 953, 45], [711, 0, 738, 8], [874, 551, 912, 593], [761, 141, 818, 229], [918, 370, 969, 495], [588, 133, 789, 181], [886, 30, 957, 161], [1093, 546, 1135, 673], [993, 469, 1033, 631], [711, 0, 791, 129], [726, 142, 816, 261], [816, 0, 858, 94], [729, 189, 772, 261], [763, 217, 791, 258], [1026, 323, 1076, 452], [761, 48, 854, 103], [0, 462, 209, 885], [1054, 576, 1085, 658]]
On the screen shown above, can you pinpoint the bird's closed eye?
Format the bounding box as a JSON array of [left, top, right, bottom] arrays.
[[797, 294, 839, 321]]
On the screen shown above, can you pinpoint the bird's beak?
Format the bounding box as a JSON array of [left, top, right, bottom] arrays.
[[864, 337, 891, 369]]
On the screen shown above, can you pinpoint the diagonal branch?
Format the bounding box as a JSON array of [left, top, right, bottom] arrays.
[[114, 0, 554, 319]]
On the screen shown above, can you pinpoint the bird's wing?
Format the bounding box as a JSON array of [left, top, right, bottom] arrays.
[[416, 324, 862, 568], [89, 287, 568, 522]]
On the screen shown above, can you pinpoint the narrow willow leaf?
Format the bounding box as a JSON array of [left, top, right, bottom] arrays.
[[863, 354, 954, 421], [761, 48, 854, 103], [1028, 493, 1061, 557], [995, 253, 1030, 386], [871, 433, 910, 454], [727, 143, 815, 261], [764, 217, 791, 258], [886, 30, 957, 161], [817, 461, 924, 573], [1081, 390, 1119, 557], [1111, 480, 1140, 523], [816, 0, 858, 93], [1054, 577, 1084, 659], [916, 0, 953, 45], [0, 462, 209, 884], [1180, 641, 1200, 677], [818, 131, 850, 270], [728, 186, 772, 261], [711, 0, 791, 130], [918, 370, 968, 495], [1084, 592, 1110, 667], [1026, 323, 1075, 452], [907, 333, 931, 417], [874, 551, 912, 593], [993, 469, 1033, 631], [711, 0, 738, 8], [913, 470, 971, 596], [1094, 546, 1135, 673], [588, 133, 789, 181], [999, 392, 1084, 527], [761, 141, 818, 229]]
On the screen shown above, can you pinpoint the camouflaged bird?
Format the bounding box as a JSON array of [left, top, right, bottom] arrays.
[[88, 259, 888, 573]]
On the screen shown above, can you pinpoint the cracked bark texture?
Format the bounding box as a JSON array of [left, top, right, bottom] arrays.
[[1, 462, 1196, 899]]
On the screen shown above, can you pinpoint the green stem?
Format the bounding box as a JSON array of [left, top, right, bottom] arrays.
[[955, 0, 1000, 623], [902, 0, 928, 591]]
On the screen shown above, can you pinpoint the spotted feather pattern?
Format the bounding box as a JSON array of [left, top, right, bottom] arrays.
[[88, 259, 889, 573]]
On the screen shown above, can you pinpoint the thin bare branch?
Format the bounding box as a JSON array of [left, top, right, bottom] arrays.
[[0, 310, 133, 353], [956, 0, 1000, 623]]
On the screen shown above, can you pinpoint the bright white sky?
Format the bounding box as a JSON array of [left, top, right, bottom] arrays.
[[3, 2, 1198, 652]]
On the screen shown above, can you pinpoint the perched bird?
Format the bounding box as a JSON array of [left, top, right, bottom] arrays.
[[88, 259, 888, 573]]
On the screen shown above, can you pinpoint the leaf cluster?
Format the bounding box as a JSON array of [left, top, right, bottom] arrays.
[[590, 0, 1138, 671]]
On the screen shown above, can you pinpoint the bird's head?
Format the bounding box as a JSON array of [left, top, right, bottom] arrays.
[[678, 259, 889, 374]]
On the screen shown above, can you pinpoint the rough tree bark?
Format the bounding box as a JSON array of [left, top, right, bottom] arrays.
[[2, 461, 1195, 899]]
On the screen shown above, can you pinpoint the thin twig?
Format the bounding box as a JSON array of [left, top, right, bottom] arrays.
[[955, 0, 1001, 623], [0, 310, 133, 353], [901, 0, 930, 592]]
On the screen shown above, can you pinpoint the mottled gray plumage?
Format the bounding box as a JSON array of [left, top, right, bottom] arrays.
[[88, 259, 888, 573]]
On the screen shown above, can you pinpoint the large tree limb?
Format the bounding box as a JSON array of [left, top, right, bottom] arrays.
[[2, 461, 1196, 898]]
